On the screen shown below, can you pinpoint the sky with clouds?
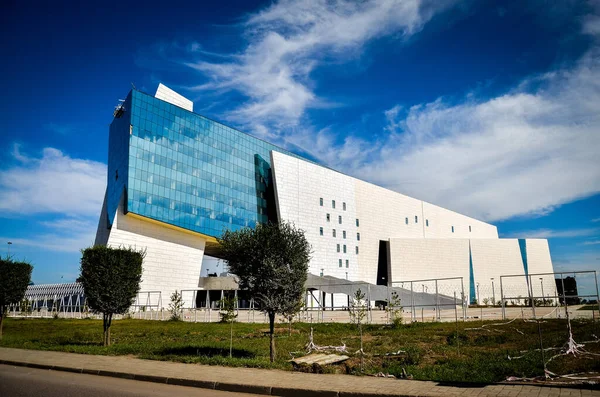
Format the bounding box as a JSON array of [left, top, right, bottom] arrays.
[[1, 0, 599, 294]]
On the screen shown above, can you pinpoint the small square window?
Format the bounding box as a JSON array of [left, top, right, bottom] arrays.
[[320, 227, 323, 236], [356, 218, 359, 227], [332, 229, 336, 237], [343, 230, 346, 239], [451, 226, 455, 233], [320, 198, 323, 206], [343, 245, 347, 253], [415, 215, 418, 223], [405, 217, 408, 225], [326, 213, 330, 222], [338, 215, 342, 224], [346, 259, 349, 268], [339, 259, 342, 267], [426, 219, 429, 227], [357, 232, 360, 241], [343, 202, 346, 211], [337, 244, 340, 252], [356, 246, 359, 254], [332, 200, 336, 209]]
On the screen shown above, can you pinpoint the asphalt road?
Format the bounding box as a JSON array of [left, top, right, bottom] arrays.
[[0, 364, 268, 397]]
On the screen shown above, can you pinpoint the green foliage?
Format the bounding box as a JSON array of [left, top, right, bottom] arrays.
[[218, 221, 311, 362], [349, 289, 367, 327], [349, 289, 368, 371], [168, 290, 184, 321], [2, 318, 600, 383], [219, 295, 237, 324], [79, 246, 144, 345], [385, 291, 403, 328], [0, 257, 33, 339]]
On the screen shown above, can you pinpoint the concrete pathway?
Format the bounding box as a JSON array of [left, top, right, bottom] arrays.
[[0, 347, 598, 397]]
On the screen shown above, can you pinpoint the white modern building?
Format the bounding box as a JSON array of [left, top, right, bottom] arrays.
[[95, 84, 556, 309]]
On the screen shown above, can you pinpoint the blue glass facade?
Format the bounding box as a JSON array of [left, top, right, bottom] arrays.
[[106, 89, 299, 238]]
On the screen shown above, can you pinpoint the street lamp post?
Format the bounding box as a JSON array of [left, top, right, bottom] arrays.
[[7, 241, 12, 256], [539, 278, 545, 305], [491, 278, 495, 305], [476, 282, 480, 305]]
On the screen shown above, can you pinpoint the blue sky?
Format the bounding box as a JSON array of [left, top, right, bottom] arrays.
[[1, 0, 599, 294]]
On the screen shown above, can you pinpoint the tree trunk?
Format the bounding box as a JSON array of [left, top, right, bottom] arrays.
[[268, 311, 276, 362], [359, 324, 364, 372], [103, 313, 112, 346], [229, 319, 233, 358], [288, 317, 292, 337], [0, 306, 4, 341]]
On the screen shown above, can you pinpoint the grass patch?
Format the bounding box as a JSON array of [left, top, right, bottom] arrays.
[[1, 317, 599, 383]]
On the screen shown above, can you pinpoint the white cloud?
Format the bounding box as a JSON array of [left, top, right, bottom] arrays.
[[348, 48, 600, 221], [0, 145, 106, 217], [583, 0, 600, 35], [0, 228, 95, 253], [177, 0, 600, 223], [507, 228, 599, 239], [582, 240, 600, 245], [185, 0, 457, 135]]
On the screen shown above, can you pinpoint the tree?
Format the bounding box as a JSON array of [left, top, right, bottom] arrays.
[[281, 297, 304, 337], [79, 246, 144, 346], [168, 290, 184, 321], [218, 222, 310, 362], [0, 257, 33, 340], [385, 291, 403, 328], [219, 295, 238, 358], [349, 288, 368, 371]]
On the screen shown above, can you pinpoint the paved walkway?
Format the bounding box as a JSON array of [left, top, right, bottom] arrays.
[[0, 347, 597, 397]]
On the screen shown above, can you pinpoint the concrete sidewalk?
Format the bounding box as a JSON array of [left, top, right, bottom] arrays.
[[0, 348, 597, 397]]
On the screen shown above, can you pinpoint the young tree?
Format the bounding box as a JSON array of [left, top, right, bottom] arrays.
[[386, 291, 403, 328], [349, 288, 368, 371], [168, 290, 184, 321], [281, 297, 304, 337], [0, 257, 33, 340], [219, 295, 238, 358], [79, 246, 144, 346], [219, 222, 310, 362]]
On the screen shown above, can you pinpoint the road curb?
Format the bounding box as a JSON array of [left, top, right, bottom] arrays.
[[2, 358, 598, 395], [0, 359, 356, 396]]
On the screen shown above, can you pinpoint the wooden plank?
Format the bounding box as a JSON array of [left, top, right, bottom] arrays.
[[291, 353, 350, 366]]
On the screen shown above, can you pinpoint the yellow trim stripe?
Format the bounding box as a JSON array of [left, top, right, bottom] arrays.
[[126, 212, 219, 243]]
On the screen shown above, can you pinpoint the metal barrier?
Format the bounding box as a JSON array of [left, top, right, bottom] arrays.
[[391, 277, 466, 322], [500, 271, 599, 320]]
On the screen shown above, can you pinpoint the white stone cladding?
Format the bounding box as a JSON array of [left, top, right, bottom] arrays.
[[271, 151, 500, 285], [389, 239, 470, 301], [270, 151, 359, 283], [155, 83, 193, 112], [524, 239, 557, 301], [103, 196, 206, 308], [469, 239, 528, 304]]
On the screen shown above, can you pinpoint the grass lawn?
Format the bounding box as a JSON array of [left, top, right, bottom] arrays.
[[1, 317, 599, 383]]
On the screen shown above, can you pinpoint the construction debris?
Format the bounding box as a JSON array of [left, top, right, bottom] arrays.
[[291, 353, 350, 367], [305, 327, 348, 353]]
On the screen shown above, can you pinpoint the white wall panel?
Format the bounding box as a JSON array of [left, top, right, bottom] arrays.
[[155, 83, 193, 112], [105, 198, 206, 308], [524, 239, 557, 301], [272, 151, 500, 286], [389, 239, 470, 302], [271, 151, 359, 282], [470, 239, 528, 304]]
